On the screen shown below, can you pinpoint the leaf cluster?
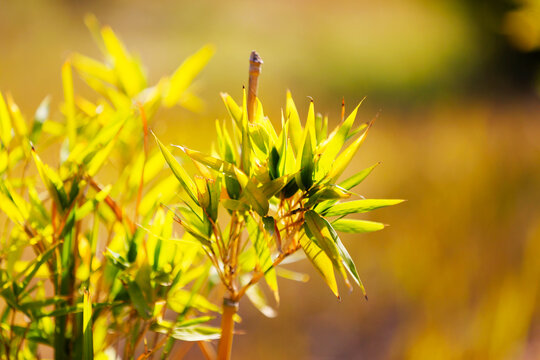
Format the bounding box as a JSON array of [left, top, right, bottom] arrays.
[[0, 16, 219, 359], [157, 87, 403, 310]]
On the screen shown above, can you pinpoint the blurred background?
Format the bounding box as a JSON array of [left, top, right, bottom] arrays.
[[1, 0, 540, 359]]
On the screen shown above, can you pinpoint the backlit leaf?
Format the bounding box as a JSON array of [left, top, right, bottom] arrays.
[[304, 210, 350, 290], [83, 290, 93, 360], [153, 133, 199, 204], [163, 45, 214, 107], [332, 219, 386, 233], [323, 199, 404, 217], [300, 235, 339, 299], [31, 148, 69, 211], [327, 123, 371, 182], [338, 163, 379, 190]]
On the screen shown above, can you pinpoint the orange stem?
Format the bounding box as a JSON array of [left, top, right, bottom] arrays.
[[247, 51, 263, 123], [217, 298, 238, 360]]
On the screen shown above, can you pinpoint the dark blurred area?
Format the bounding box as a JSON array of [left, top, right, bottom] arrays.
[[2, 1, 540, 359]]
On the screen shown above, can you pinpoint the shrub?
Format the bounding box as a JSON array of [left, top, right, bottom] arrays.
[[155, 52, 403, 359], [0, 15, 215, 359], [0, 17, 401, 360]]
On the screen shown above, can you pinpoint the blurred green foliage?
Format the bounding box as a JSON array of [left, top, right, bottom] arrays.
[[0, 17, 221, 359]]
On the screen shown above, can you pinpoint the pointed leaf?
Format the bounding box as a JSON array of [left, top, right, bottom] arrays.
[[332, 219, 386, 233], [323, 220, 367, 298], [300, 235, 339, 299], [163, 45, 214, 107], [338, 163, 379, 190], [304, 210, 350, 289], [323, 199, 404, 217], [286, 91, 302, 153], [32, 148, 69, 211], [83, 290, 93, 360], [0, 92, 12, 146], [317, 101, 363, 178], [327, 124, 371, 182], [153, 133, 198, 204]]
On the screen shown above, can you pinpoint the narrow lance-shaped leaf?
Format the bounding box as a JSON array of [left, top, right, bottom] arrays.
[[101, 25, 147, 96], [327, 123, 371, 182], [0, 92, 12, 146], [0, 191, 25, 225], [314, 163, 380, 214], [71, 53, 117, 86], [338, 162, 380, 190], [31, 148, 69, 211], [163, 45, 215, 107], [285, 90, 302, 153], [304, 210, 351, 290], [241, 88, 251, 175], [332, 219, 386, 233], [323, 199, 404, 217], [300, 235, 339, 299], [305, 100, 317, 148], [221, 93, 242, 127], [83, 290, 93, 360], [317, 101, 363, 178], [152, 322, 221, 342], [6, 94, 28, 138], [296, 132, 314, 190], [17, 243, 60, 295], [173, 145, 236, 177], [321, 218, 368, 298], [153, 133, 199, 204]]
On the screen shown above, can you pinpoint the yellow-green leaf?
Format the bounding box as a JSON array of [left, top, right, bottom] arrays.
[[101, 26, 147, 97], [153, 133, 198, 204], [163, 45, 214, 107], [285, 91, 302, 153], [83, 290, 93, 360], [300, 235, 339, 299], [338, 162, 379, 190], [327, 123, 371, 182], [31, 148, 68, 211], [304, 210, 350, 290], [323, 199, 404, 217], [0, 92, 12, 146], [221, 93, 242, 127], [332, 219, 386, 233], [317, 101, 363, 178]]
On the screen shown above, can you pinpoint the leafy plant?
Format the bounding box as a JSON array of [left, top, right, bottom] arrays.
[[0, 15, 401, 359], [156, 51, 403, 359], [0, 16, 219, 359]]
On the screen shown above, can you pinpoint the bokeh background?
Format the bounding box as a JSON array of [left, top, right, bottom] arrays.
[[2, 0, 540, 359]]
